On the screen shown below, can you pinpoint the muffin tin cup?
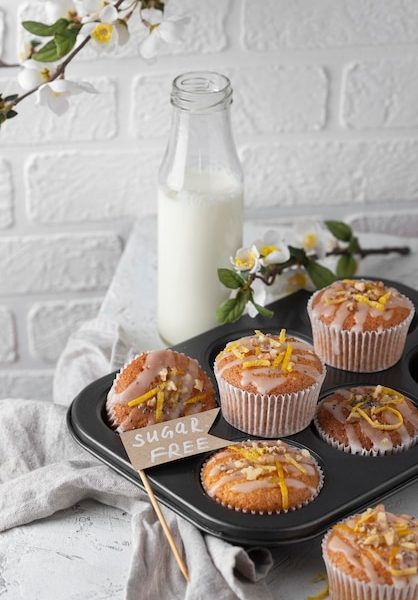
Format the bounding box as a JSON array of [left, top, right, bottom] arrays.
[[214, 367, 326, 438], [307, 294, 415, 373], [313, 407, 418, 458], [199, 447, 325, 516], [322, 530, 418, 600]]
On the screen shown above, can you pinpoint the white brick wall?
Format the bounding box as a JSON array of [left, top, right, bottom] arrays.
[[1, 0, 418, 400]]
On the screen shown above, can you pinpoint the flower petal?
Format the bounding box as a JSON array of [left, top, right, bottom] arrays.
[[100, 4, 118, 23], [139, 30, 160, 59], [18, 66, 43, 90]]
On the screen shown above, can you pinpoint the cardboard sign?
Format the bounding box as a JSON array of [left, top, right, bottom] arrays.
[[120, 408, 230, 471]]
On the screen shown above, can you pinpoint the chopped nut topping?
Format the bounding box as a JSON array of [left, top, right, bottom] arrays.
[[159, 368, 168, 381], [241, 466, 264, 481], [166, 380, 177, 391], [147, 397, 156, 408], [194, 379, 203, 392]]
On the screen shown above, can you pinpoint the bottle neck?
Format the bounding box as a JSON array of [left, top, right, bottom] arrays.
[[160, 73, 242, 193]]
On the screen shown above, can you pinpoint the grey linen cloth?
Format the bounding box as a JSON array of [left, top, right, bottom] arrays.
[[0, 316, 274, 600]]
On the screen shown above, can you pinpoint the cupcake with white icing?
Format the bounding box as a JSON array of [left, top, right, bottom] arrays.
[[201, 439, 323, 514], [323, 504, 418, 600], [107, 349, 217, 432], [214, 329, 326, 437], [307, 279, 414, 372], [315, 385, 418, 456]]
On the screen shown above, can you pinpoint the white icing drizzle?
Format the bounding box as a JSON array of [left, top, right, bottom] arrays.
[[215, 333, 323, 395], [312, 280, 412, 332], [327, 508, 418, 586], [107, 349, 211, 431], [203, 440, 320, 503], [319, 386, 418, 453]]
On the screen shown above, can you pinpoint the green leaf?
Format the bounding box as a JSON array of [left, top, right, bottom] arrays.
[[55, 29, 78, 58], [324, 220, 353, 242], [336, 254, 357, 278], [216, 290, 250, 324], [252, 302, 274, 319], [6, 110, 18, 119], [305, 260, 336, 289], [4, 94, 18, 102], [22, 18, 70, 37], [217, 268, 245, 289], [32, 39, 61, 62], [288, 245, 307, 259], [348, 236, 360, 253]]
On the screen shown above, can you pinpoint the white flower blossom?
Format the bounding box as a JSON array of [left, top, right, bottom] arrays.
[[139, 9, 189, 59], [283, 267, 315, 294], [294, 220, 336, 259], [247, 278, 266, 317], [18, 60, 56, 91], [81, 4, 129, 50], [231, 245, 261, 274], [36, 78, 97, 115], [254, 230, 290, 266]]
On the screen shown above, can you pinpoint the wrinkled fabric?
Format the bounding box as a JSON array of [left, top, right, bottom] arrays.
[[0, 315, 273, 600]]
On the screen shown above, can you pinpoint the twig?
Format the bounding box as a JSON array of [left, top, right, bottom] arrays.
[[138, 469, 189, 582], [328, 246, 411, 258]]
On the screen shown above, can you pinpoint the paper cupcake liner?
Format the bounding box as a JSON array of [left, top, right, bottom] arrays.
[[214, 367, 326, 438], [322, 530, 418, 600], [314, 409, 418, 457], [307, 293, 415, 373], [200, 449, 324, 515]]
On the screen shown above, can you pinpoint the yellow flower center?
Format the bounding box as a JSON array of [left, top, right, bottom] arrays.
[[303, 232, 317, 251], [235, 252, 257, 270], [288, 273, 307, 288], [260, 244, 278, 257], [92, 22, 113, 44], [41, 68, 51, 82]]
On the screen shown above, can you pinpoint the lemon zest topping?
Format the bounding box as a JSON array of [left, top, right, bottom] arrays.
[[285, 453, 307, 474], [155, 390, 165, 423], [389, 546, 399, 565], [388, 566, 417, 577], [279, 328, 286, 342], [272, 351, 285, 369], [355, 406, 403, 430], [128, 383, 166, 408], [184, 393, 206, 406], [243, 359, 271, 369], [275, 460, 289, 511], [353, 293, 385, 311], [307, 582, 329, 600], [232, 347, 245, 359], [230, 446, 266, 462], [335, 523, 354, 535], [379, 291, 392, 306], [373, 386, 404, 404], [255, 346, 261, 356], [281, 343, 293, 372]]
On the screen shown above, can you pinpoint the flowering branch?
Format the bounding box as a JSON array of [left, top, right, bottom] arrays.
[[216, 220, 411, 324], [0, 0, 188, 123]]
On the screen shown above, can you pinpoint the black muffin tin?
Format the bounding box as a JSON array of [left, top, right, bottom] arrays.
[[67, 278, 418, 546]]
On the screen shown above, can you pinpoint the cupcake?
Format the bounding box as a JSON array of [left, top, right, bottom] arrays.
[[315, 385, 418, 456], [201, 439, 323, 514], [214, 329, 326, 437], [107, 349, 217, 432], [323, 504, 418, 600], [308, 279, 414, 372]]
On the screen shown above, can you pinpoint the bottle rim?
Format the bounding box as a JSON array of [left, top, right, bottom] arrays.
[[171, 71, 233, 112]]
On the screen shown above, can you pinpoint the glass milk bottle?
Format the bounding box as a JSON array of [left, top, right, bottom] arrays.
[[158, 72, 244, 345]]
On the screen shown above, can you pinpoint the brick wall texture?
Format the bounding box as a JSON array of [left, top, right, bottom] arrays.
[[1, 0, 418, 399]]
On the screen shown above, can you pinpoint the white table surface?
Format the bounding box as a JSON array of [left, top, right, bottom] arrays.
[[1, 216, 417, 600]]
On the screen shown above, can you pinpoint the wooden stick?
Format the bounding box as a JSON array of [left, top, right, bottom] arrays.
[[138, 469, 190, 582]]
